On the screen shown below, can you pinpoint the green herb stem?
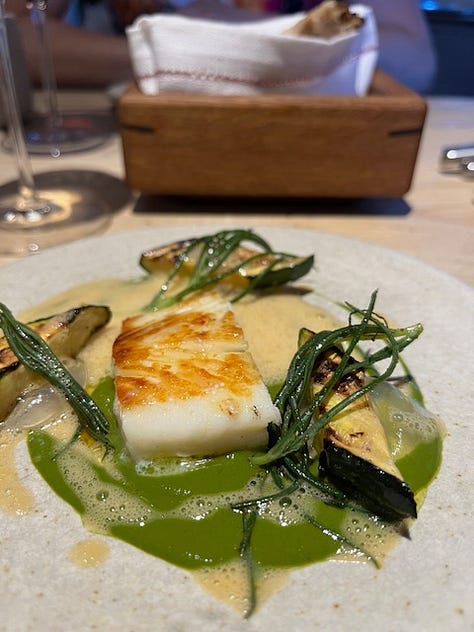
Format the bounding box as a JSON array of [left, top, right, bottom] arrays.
[[281, 457, 347, 504], [231, 481, 300, 513], [143, 229, 306, 311], [304, 513, 380, 568], [253, 292, 422, 466], [238, 508, 258, 619]]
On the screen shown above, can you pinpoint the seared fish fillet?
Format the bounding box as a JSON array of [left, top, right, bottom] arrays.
[[112, 293, 280, 459]]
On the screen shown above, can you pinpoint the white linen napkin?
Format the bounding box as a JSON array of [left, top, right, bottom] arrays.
[[126, 4, 378, 97]]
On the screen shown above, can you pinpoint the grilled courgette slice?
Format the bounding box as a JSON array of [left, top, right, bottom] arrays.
[[0, 305, 111, 421], [301, 329, 417, 521], [140, 240, 313, 289]]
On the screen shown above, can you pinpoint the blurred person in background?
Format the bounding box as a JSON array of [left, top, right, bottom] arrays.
[[6, 0, 134, 87], [6, 0, 436, 91]]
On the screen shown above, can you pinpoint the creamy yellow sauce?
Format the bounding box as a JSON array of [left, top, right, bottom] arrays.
[[194, 562, 288, 614], [234, 293, 340, 385], [0, 430, 35, 517], [68, 537, 110, 568]]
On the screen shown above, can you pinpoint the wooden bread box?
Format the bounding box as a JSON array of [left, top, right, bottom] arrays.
[[117, 70, 426, 198]]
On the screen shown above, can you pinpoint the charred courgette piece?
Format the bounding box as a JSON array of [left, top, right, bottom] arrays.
[[238, 250, 314, 288], [140, 240, 313, 289], [301, 329, 417, 521], [139, 239, 194, 274], [319, 442, 417, 521], [0, 305, 111, 421]]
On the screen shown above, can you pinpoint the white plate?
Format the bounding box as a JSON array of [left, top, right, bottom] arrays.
[[1, 226, 472, 631]]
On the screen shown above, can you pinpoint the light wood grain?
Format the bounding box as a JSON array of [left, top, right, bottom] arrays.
[[0, 93, 472, 286]]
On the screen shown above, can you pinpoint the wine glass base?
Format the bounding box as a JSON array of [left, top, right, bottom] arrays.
[[0, 169, 131, 255], [3, 112, 115, 156]]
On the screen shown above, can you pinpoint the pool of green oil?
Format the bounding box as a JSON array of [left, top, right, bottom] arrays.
[[27, 377, 443, 572]]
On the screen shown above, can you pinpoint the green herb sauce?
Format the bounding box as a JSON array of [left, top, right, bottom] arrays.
[[27, 376, 443, 581]]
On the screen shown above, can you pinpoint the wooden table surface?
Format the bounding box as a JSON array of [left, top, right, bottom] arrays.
[[1, 91, 473, 286]]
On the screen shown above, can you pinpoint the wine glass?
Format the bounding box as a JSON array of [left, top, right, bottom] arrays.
[[5, 0, 113, 156], [0, 2, 126, 255]]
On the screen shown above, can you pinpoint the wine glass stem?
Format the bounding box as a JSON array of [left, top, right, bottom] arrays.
[[29, 0, 61, 128], [0, 0, 36, 199]]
